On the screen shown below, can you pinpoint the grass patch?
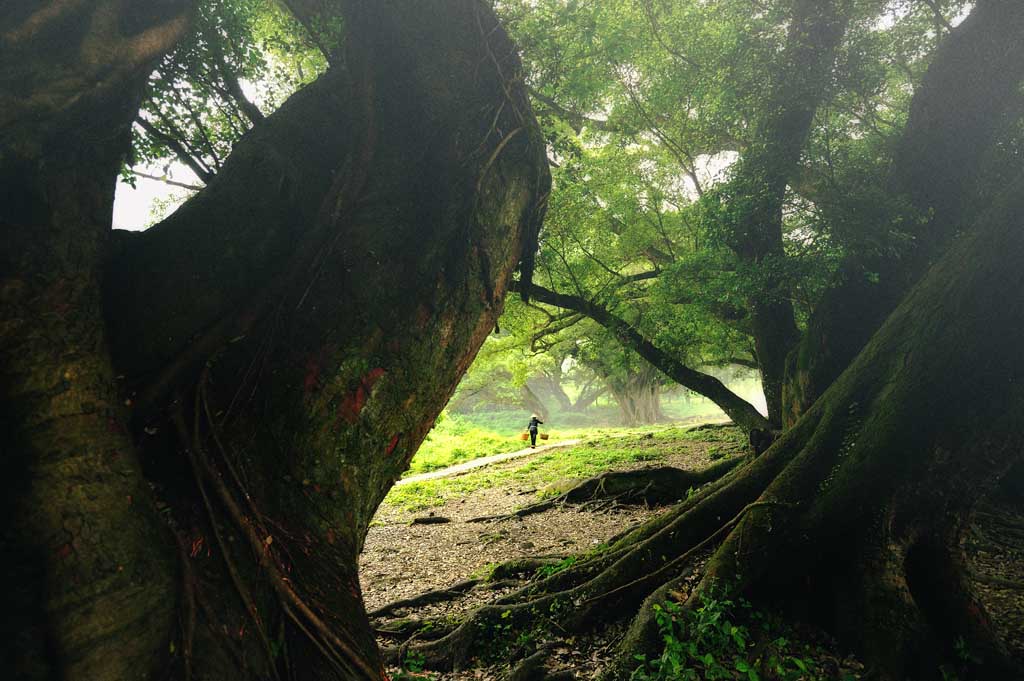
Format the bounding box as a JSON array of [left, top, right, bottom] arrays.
[[404, 411, 677, 478], [386, 425, 736, 511], [407, 415, 521, 476]]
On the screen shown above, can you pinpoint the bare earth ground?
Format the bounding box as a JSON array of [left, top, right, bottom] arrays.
[[359, 431, 1024, 680], [965, 491, 1024, 660], [361, 438, 717, 611]]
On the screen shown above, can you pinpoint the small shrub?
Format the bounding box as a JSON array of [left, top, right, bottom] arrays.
[[631, 592, 827, 681]]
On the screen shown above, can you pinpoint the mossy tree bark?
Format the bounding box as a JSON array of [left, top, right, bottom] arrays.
[[1, 4, 190, 679], [667, 174, 1024, 680], [718, 0, 850, 427], [782, 0, 1024, 426], [2, 1, 549, 679]]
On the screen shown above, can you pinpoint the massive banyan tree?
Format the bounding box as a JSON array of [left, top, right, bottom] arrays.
[[1, 1, 548, 678]]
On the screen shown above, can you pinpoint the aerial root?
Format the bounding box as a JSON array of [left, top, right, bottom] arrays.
[[174, 373, 381, 680]]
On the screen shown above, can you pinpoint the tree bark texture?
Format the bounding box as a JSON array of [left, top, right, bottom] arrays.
[[1, 4, 190, 679], [783, 0, 1024, 426], [684, 176, 1024, 679], [3, 1, 549, 679]]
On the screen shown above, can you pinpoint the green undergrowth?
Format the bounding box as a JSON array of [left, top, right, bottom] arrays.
[[385, 424, 741, 511], [632, 591, 861, 681]]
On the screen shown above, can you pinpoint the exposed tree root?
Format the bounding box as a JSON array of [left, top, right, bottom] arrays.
[[506, 644, 566, 681], [381, 443, 792, 671], [369, 558, 568, 638], [374, 619, 455, 641], [490, 558, 570, 581], [467, 457, 748, 523], [368, 579, 482, 619]]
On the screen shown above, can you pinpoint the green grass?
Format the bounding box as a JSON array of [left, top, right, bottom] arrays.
[[406, 415, 522, 476], [386, 425, 739, 511], [404, 411, 655, 478], [405, 388, 751, 480]]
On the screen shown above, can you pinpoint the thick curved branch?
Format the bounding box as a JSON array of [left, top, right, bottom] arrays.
[[514, 281, 770, 433]]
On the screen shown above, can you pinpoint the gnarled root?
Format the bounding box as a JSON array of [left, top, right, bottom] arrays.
[[386, 437, 804, 671], [467, 457, 748, 523]]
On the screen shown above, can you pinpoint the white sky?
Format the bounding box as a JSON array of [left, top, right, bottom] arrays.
[[112, 160, 200, 231]]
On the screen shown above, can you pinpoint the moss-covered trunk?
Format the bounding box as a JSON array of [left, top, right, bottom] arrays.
[[0, 125, 180, 681], [3, 1, 548, 679], [782, 0, 1024, 426], [0, 4, 189, 678], [103, 2, 548, 678], [644, 175, 1024, 679]]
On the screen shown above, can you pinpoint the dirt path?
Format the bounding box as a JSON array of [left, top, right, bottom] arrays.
[[360, 434, 732, 612], [394, 439, 582, 486]]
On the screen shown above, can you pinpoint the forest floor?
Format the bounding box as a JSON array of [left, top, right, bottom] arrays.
[[359, 426, 1024, 680]]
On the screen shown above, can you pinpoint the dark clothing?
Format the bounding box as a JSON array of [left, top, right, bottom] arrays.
[[528, 417, 543, 447]]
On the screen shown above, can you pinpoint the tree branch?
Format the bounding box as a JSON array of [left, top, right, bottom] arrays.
[[136, 116, 215, 184], [513, 281, 770, 432], [639, 0, 700, 69], [131, 169, 204, 192], [920, 0, 954, 33], [527, 85, 616, 133]]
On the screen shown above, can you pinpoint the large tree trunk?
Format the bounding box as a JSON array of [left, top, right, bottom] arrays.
[[720, 0, 849, 427], [782, 0, 1024, 426], [0, 4, 189, 679], [3, 1, 549, 679], [611, 175, 1024, 680]]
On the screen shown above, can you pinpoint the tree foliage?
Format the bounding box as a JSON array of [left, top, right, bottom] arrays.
[[490, 0, 980, 427]]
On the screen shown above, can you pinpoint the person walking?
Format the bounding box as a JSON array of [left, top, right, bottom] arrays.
[[527, 414, 544, 448]]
